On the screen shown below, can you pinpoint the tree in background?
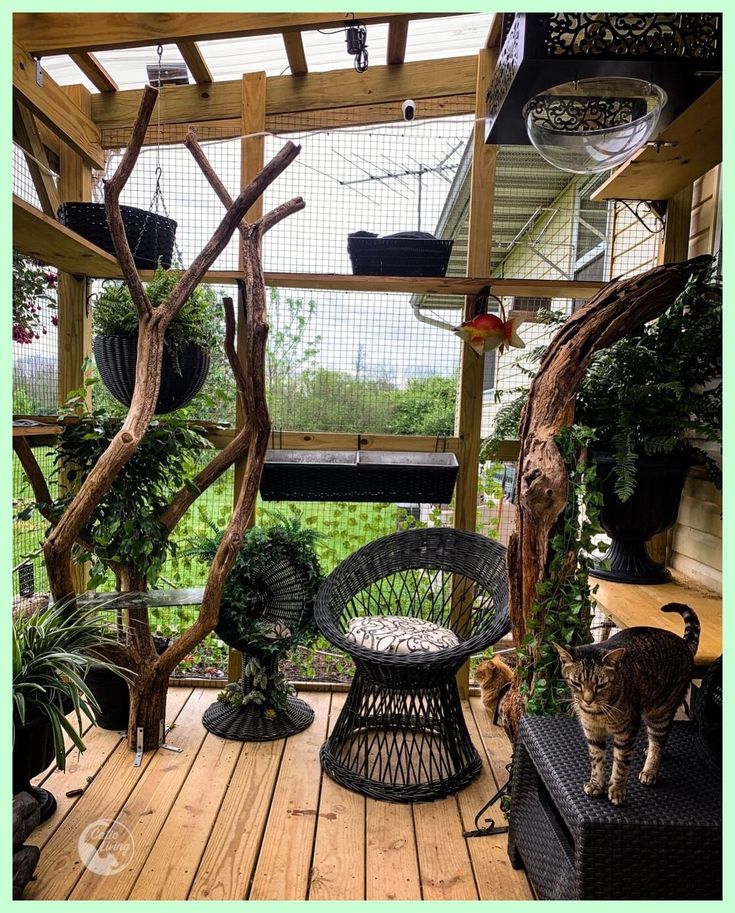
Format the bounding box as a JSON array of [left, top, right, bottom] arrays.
[[391, 375, 457, 436]]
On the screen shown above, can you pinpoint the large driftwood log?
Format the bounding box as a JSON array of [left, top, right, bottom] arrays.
[[27, 83, 305, 751], [504, 256, 711, 740]]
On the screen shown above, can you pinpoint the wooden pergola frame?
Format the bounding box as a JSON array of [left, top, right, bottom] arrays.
[[11, 12, 720, 695]]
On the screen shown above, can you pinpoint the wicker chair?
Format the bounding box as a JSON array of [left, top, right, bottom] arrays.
[[315, 528, 510, 802]]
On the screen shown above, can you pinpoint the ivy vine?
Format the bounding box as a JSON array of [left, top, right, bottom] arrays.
[[516, 424, 607, 716]]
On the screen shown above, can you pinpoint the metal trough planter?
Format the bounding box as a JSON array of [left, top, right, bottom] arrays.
[[259, 449, 458, 503]]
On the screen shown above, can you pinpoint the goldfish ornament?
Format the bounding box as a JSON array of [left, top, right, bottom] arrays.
[[452, 313, 526, 356]]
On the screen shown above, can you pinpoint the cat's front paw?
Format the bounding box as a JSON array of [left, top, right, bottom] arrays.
[[607, 782, 627, 805], [583, 780, 606, 797], [639, 769, 658, 786]]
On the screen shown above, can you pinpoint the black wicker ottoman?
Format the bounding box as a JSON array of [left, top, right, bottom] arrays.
[[508, 717, 722, 900]]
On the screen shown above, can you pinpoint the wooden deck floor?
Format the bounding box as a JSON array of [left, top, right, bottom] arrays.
[[26, 687, 532, 901]]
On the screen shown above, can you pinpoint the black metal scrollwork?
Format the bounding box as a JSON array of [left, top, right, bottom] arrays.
[[525, 95, 647, 132], [541, 13, 720, 60]]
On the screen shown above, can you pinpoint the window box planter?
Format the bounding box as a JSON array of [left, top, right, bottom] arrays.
[[347, 231, 453, 277], [260, 449, 458, 503]]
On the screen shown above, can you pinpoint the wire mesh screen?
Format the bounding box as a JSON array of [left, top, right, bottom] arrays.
[[13, 143, 45, 207], [12, 449, 55, 598]]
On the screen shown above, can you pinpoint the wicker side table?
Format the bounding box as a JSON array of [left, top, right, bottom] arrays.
[[508, 717, 721, 900]]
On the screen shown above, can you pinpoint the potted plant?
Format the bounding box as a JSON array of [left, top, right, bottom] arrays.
[[484, 264, 721, 584], [12, 251, 57, 346], [12, 599, 124, 821], [92, 265, 219, 413], [192, 515, 323, 741], [576, 266, 721, 583]]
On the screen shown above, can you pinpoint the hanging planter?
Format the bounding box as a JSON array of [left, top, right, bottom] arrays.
[[348, 231, 453, 277], [260, 449, 459, 503], [92, 266, 218, 414], [57, 202, 177, 271], [94, 334, 210, 414]]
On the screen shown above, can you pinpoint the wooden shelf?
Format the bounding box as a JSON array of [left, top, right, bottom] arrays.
[[592, 80, 722, 203], [13, 195, 606, 300], [592, 571, 721, 669]]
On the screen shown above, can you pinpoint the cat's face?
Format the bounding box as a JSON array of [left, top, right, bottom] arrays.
[[554, 644, 626, 709]]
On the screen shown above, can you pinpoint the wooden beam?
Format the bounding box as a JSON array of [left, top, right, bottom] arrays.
[[176, 41, 213, 85], [282, 32, 308, 76], [90, 56, 478, 129], [13, 39, 104, 170], [13, 99, 60, 217], [16, 13, 453, 55], [386, 17, 409, 66], [97, 95, 476, 148], [69, 52, 119, 93], [484, 13, 503, 49], [57, 83, 94, 593], [591, 79, 722, 202], [453, 48, 497, 698]]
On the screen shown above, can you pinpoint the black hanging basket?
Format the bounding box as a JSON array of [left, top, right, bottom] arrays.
[[57, 202, 177, 271], [348, 231, 453, 276], [260, 450, 459, 503], [94, 334, 210, 414]]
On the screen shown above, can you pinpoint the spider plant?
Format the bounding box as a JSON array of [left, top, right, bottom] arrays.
[[12, 599, 126, 770]]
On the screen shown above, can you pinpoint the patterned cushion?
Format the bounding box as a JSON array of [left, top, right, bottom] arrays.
[[345, 615, 460, 654]]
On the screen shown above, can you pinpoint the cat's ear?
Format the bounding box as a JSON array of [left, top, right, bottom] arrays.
[[475, 662, 489, 682], [602, 647, 626, 668], [553, 643, 574, 665]]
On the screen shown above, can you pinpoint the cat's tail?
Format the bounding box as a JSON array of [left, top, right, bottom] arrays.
[[661, 602, 700, 656]]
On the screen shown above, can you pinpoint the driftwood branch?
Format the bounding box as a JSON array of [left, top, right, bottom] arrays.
[[159, 297, 253, 533], [503, 256, 712, 740], [103, 84, 157, 319]]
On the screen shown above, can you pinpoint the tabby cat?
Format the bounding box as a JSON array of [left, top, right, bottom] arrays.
[[555, 602, 700, 805]]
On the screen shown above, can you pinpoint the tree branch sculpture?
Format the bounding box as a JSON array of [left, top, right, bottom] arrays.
[[503, 255, 711, 741], [32, 83, 305, 750]]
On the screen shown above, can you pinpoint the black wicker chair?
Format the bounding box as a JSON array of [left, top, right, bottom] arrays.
[[315, 528, 510, 802]]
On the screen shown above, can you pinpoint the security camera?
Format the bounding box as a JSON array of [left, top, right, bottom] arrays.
[[402, 99, 416, 122]]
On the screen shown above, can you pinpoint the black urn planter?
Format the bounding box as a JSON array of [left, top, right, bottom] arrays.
[[85, 666, 130, 731], [589, 450, 692, 585], [13, 714, 58, 822], [94, 335, 210, 414]]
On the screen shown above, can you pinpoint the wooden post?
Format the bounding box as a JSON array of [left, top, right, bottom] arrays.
[[229, 71, 266, 683], [649, 182, 694, 566], [58, 84, 93, 593], [452, 49, 497, 697]]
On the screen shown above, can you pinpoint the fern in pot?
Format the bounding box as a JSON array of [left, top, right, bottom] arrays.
[[12, 600, 126, 821], [92, 265, 219, 414]]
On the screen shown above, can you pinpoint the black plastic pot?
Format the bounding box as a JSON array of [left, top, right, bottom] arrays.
[[86, 666, 130, 731], [589, 449, 692, 585], [13, 714, 57, 822], [94, 335, 210, 414]]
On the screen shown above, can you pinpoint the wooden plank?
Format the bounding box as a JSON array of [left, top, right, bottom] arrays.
[[592, 80, 722, 202], [249, 691, 331, 900], [691, 167, 718, 209], [283, 32, 308, 76], [187, 737, 285, 899], [592, 573, 722, 668], [98, 95, 476, 147], [469, 695, 514, 791], [177, 40, 213, 85], [366, 800, 421, 900], [12, 423, 64, 436], [25, 687, 193, 900], [90, 56, 479, 128], [387, 17, 409, 66], [128, 732, 242, 900], [670, 525, 722, 571], [452, 48, 496, 698], [659, 183, 694, 265], [412, 796, 478, 900], [13, 99, 60, 216], [308, 693, 365, 900], [69, 689, 214, 900], [69, 52, 119, 93], [460, 704, 533, 900], [484, 13, 503, 49], [13, 39, 104, 170], [13, 194, 119, 278], [677, 495, 723, 535], [669, 553, 722, 595], [16, 13, 454, 54], [77, 587, 205, 610]]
